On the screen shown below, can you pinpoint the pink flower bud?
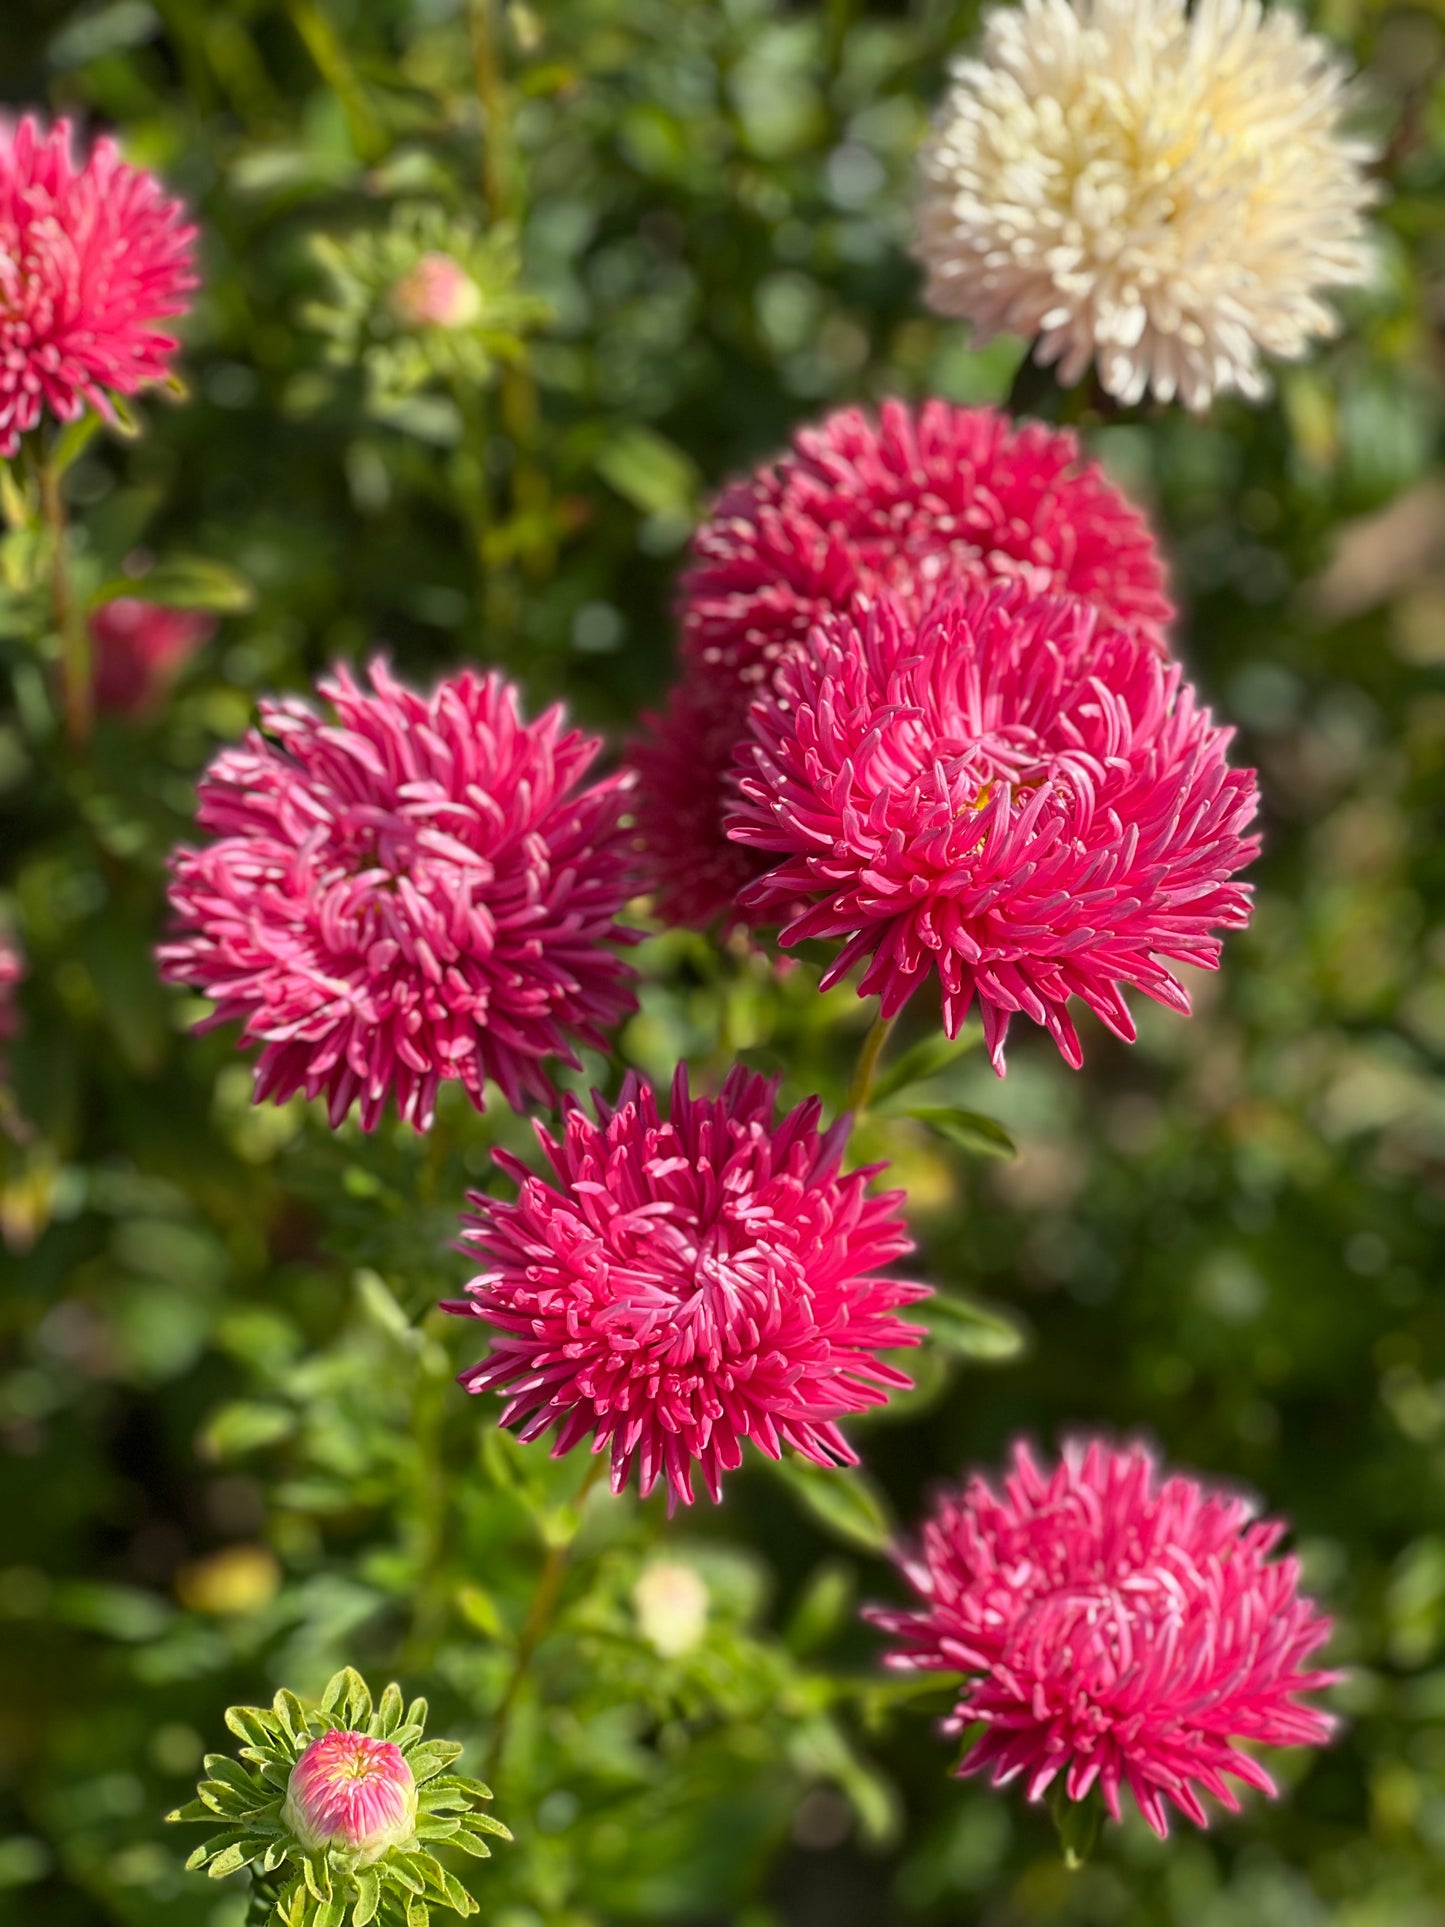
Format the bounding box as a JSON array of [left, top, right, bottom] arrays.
[[388, 253, 483, 330], [282, 1731, 417, 1862]]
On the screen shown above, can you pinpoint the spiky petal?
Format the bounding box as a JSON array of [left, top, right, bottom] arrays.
[[445, 1065, 927, 1507], [869, 1437, 1338, 1837], [160, 659, 638, 1132], [729, 584, 1258, 1072], [0, 116, 197, 455]]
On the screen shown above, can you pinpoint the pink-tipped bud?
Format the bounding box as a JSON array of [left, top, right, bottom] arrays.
[[282, 1731, 417, 1863], [91, 598, 215, 720], [388, 253, 483, 330]]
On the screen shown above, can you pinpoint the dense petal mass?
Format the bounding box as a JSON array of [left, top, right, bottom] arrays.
[[869, 1438, 1338, 1836], [729, 585, 1259, 1071], [160, 660, 638, 1132], [445, 1065, 928, 1507], [915, 0, 1377, 410], [0, 116, 197, 455], [632, 400, 1172, 928]]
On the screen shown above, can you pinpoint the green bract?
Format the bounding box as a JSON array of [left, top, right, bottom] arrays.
[[168, 1666, 510, 1927]]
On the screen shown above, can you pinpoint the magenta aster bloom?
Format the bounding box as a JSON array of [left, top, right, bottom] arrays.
[[730, 585, 1259, 1071], [283, 1730, 417, 1863], [445, 1064, 927, 1506], [633, 400, 1172, 929], [0, 117, 197, 456], [160, 660, 638, 1132], [870, 1439, 1337, 1837], [91, 597, 214, 719]]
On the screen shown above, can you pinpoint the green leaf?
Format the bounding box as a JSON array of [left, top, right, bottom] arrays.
[[593, 425, 700, 517], [406, 1897, 430, 1927], [200, 1401, 297, 1460], [459, 1812, 510, 1840], [48, 413, 103, 478], [340, 1668, 372, 1731], [1049, 1781, 1103, 1869], [914, 1292, 1026, 1363], [352, 1868, 381, 1925], [185, 1834, 231, 1871], [207, 1838, 266, 1879], [225, 1705, 281, 1750], [766, 1455, 894, 1555], [872, 1030, 981, 1104], [403, 1740, 462, 1784], [371, 1681, 404, 1738], [90, 554, 255, 615], [445, 1830, 493, 1859], [905, 1105, 1017, 1160], [167, 1800, 216, 1825]]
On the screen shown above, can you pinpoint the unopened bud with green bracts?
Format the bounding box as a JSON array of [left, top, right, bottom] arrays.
[[168, 1666, 510, 1926]]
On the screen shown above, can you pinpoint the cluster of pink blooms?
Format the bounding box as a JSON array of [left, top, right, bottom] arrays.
[[731, 586, 1259, 1070], [282, 1730, 417, 1861], [0, 117, 196, 456], [160, 661, 638, 1131], [632, 400, 1174, 930], [91, 597, 214, 719], [446, 1065, 926, 1507], [870, 1439, 1336, 1836]]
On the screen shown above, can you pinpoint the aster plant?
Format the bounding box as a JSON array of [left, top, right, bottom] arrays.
[[914, 0, 1378, 410], [160, 659, 638, 1130], [730, 584, 1259, 1070], [0, 116, 197, 454], [169, 1667, 509, 1926], [446, 1065, 928, 1506], [870, 1439, 1337, 1839]]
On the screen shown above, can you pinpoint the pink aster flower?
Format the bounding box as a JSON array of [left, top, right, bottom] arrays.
[[283, 1730, 417, 1863], [869, 1438, 1337, 1837], [633, 399, 1173, 928], [729, 585, 1259, 1072], [445, 1064, 927, 1507], [91, 597, 215, 719], [0, 116, 198, 456], [160, 659, 638, 1132]]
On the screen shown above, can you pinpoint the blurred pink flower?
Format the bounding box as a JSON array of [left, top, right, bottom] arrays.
[[389, 252, 483, 330], [632, 400, 1172, 929], [0, 934, 22, 1071], [283, 1731, 416, 1862], [870, 1438, 1337, 1837], [730, 585, 1258, 1071], [91, 597, 214, 719], [0, 116, 197, 455], [160, 660, 638, 1132], [446, 1065, 927, 1506]]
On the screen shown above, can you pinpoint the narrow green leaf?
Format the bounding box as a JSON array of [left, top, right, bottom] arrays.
[[185, 1835, 230, 1871], [906, 1105, 1017, 1160], [372, 1681, 404, 1738], [872, 1030, 981, 1104], [321, 1670, 349, 1716], [460, 1812, 511, 1841], [403, 1697, 429, 1733], [226, 1705, 281, 1750], [90, 554, 255, 615], [48, 413, 103, 478], [167, 1800, 215, 1825], [445, 1830, 493, 1859], [915, 1292, 1026, 1363], [766, 1455, 894, 1555]]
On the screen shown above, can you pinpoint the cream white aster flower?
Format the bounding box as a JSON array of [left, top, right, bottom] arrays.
[[915, 0, 1379, 411]]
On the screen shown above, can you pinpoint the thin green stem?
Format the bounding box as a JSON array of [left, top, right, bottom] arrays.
[[845, 1011, 895, 1116], [402, 1309, 455, 1672], [485, 1457, 607, 1781], [39, 452, 90, 752]]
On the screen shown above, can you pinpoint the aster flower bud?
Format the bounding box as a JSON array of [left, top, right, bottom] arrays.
[[170, 1666, 509, 1924], [633, 1560, 709, 1659], [389, 253, 485, 331], [283, 1731, 417, 1863]]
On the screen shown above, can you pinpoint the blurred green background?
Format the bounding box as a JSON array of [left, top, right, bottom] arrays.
[[2, 0, 1445, 1922]]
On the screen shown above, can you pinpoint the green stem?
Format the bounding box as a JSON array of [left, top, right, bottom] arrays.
[[40, 451, 90, 752], [845, 1011, 895, 1117], [402, 1309, 455, 1672], [485, 1457, 607, 1781]]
